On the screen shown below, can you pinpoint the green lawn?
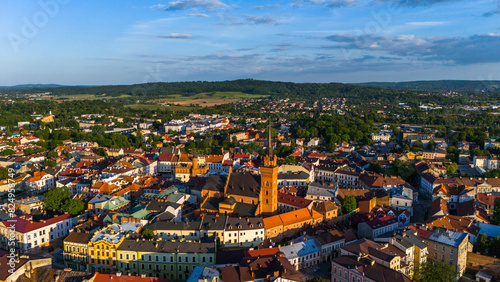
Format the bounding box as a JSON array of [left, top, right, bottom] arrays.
[[156, 91, 268, 101], [124, 104, 199, 111], [55, 94, 133, 101]]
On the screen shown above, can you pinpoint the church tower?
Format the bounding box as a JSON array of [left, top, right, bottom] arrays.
[[259, 119, 278, 216]]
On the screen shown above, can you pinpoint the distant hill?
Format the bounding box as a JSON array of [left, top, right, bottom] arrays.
[[0, 84, 66, 89], [356, 80, 500, 92]]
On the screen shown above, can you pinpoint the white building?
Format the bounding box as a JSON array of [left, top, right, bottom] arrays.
[[371, 132, 392, 142], [223, 217, 264, 248], [25, 171, 55, 192], [357, 215, 399, 239], [0, 213, 73, 251], [279, 236, 322, 270]]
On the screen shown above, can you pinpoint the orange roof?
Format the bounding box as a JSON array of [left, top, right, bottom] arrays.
[[263, 214, 283, 229], [92, 273, 172, 282], [244, 247, 280, 257], [26, 171, 49, 182], [279, 208, 312, 226], [310, 209, 324, 220], [178, 154, 191, 162], [92, 181, 119, 194], [205, 154, 224, 163]]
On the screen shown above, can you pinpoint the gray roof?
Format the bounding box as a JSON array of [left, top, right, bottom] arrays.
[[307, 183, 337, 197], [402, 230, 428, 249], [146, 220, 201, 231], [118, 239, 215, 254], [278, 171, 309, 180], [428, 228, 468, 247], [200, 214, 228, 231], [226, 173, 260, 198], [225, 217, 264, 231], [202, 175, 227, 192]]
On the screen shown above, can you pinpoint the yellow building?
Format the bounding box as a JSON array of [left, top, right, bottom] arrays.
[[88, 222, 143, 274], [40, 114, 54, 123], [63, 231, 93, 272], [175, 156, 209, 182]]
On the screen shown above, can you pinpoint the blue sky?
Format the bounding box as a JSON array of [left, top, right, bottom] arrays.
[[1, 0, 500, 85]]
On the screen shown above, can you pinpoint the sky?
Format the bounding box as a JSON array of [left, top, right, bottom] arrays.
[[1, 0, 500, 85]]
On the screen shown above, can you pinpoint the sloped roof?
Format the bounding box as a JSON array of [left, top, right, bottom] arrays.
[[1, 214, 71, 233]]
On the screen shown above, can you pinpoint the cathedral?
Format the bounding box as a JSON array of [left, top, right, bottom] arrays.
[[200, 124, 278, 217]]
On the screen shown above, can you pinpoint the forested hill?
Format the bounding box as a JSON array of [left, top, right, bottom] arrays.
[[357, 80, 500, 92], [1, 80, 498, 102], [0, 79, 404, 101]]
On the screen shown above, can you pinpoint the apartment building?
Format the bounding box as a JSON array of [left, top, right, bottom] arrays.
[[418, 227, 469, 277], [116, 239, 216, 282]]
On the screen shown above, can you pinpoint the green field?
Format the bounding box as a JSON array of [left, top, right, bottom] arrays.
[[154, 91, 268, 102], [124, 104, 199, 111], [56, 94, 133, 101]]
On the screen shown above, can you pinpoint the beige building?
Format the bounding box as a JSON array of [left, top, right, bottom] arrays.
[[419, 227, 469, 278]]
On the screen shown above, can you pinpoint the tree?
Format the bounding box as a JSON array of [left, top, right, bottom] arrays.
[[0, 168, 10, 180], [426, 140, 437, 151], [62, 199, 85, 216], [473, 234, 490, 254], [47, 150, 58, 158], [494, 199, 500, 225], [1, 149, 15, 156], [42, 186, 71, 211], [413, 140, 424, 151], [43, 160, 57, 167], [306, 277, 329, 282], [342, 195, 357, 213], [25, 147, 34, 155], [445, 162, 458, 176], [96, 147, 108, 157], [368, 161, 384, 174], [414, 261, 458, 282], [142, 228, 154, 239]]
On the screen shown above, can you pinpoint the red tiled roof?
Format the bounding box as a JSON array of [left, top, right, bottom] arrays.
[[244, 247, 280, 257], [478, 193, 500, 205], [92, 273, 172, 282], [158, 153, 174, 162], [278, 192, 312, 208], [233, 153, 250, 159], [363, 215, 397, 229], [2, 214, 71, 233]]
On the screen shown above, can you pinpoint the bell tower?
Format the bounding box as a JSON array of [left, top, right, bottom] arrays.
[[259, 118, 278, 216]]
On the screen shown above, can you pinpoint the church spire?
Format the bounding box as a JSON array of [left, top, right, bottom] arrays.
[[268, 117, 273, 157]]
